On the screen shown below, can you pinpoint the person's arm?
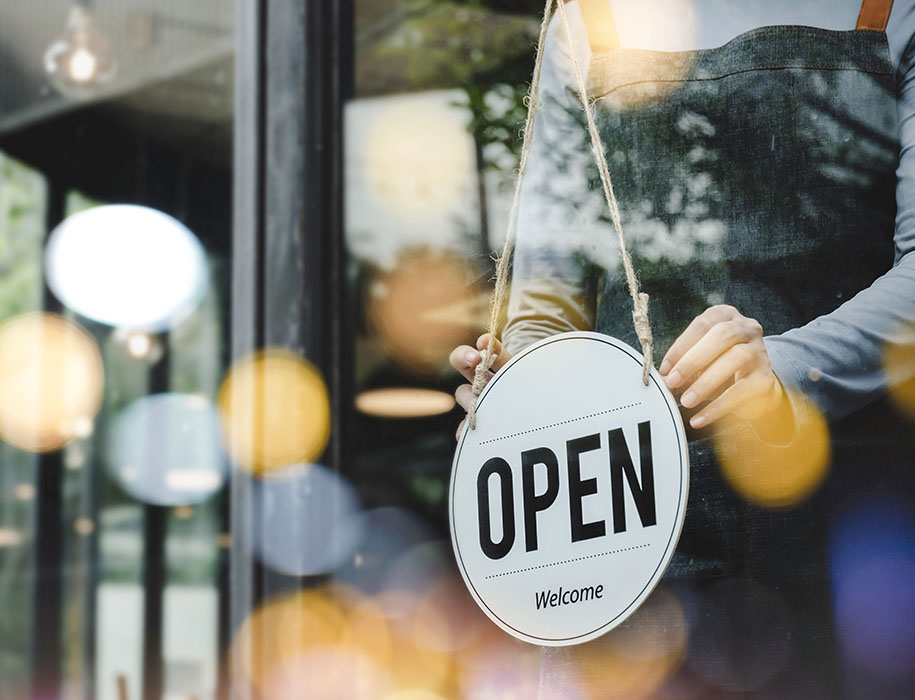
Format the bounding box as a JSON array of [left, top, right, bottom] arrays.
[[661, 31, 915, 430], [502, 7, 608, 357], [759, 34, 915, 423]]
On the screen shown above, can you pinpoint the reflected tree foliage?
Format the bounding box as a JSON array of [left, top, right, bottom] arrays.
[[0, 151, 45, 696], [531, 50, 899, 352], [0, 153, 44, 319], [356, 0, 542, 258]]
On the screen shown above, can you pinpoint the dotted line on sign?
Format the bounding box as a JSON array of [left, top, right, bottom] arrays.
[[483, 543, 651, 579], [479, 402, 643, 445]]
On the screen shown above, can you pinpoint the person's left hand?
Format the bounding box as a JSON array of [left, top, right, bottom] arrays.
[[658, 305, 787, 429]]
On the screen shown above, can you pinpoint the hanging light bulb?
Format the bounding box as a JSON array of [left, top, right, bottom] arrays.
[[43, 3, 117, 99]]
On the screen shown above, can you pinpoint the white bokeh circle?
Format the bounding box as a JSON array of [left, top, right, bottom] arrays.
[[45, 204, 208, 331]]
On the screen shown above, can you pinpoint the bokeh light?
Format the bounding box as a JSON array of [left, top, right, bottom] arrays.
[[0, 313, 103, 453], [112, 328, 164, 363], [455, 622, 543, 700], [68, 48, 98, 83], [383, 691, 446, 700], [269, 585, 397, 699], [830, 499, 915, 678], [44, 204, 208, 331], [0, 529, 24, 548], [73, 517, 95, 536], [336, 508, 433, 597], [365, 102, 472, 222], [411, 577, 486, 654], [540, 586, 688, 700], [355, 388, 455, 418], [233, 583, 457, 698], [253, 463, 364, 576], [883, 321, 915, 419], [380, 596, 454, 695], [233, 589, 351, 697], [218, 349, 330, 474], [14, 483, 35, 502], [609, 0, 697, 51], [587, 0, 698, 112], [381, 541, 453, 612], [714, 392, 831, 508], [173, 505, 195, 521], [261, 647, 394, 700], [106, 393, 226, 506], [366, 251, 475, 373]]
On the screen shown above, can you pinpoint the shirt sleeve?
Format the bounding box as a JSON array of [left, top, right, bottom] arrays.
[[502, 9, 614, 357], [763, 29, 915, 422]]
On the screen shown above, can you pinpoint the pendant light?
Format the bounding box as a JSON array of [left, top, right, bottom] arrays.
[[43, 0, 117, 99]]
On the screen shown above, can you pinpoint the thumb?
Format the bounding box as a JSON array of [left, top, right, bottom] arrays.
[[476, 333, 511, 372]]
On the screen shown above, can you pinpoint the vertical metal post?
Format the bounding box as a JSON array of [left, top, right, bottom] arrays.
[[230, 0, 353, 695], [229, 1, 268, 696], [30, 461, 65, 700], [82, 355, 102, 700], [141, 346, 169, 700], [29, 180, 67, 700], [141, 506, 167, 700], [214, 489, 231, 700]]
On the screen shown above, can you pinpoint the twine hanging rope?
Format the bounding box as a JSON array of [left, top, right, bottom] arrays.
[[468, 0, 653, 429]]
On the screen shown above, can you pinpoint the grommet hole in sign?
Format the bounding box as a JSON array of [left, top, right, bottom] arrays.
[[450, 0, 689, 645], [450, 333, 688, 646]]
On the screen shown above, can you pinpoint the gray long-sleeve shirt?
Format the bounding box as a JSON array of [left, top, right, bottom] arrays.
[[502, 0, 915, 421]]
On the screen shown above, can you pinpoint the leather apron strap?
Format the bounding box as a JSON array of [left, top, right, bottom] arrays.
[[575, 0, 895, 54], [856, 0, 894, 30]]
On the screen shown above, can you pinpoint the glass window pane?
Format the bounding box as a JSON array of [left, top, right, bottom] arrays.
[[0, 150, 45, 700], [0, 2, 234, 698]]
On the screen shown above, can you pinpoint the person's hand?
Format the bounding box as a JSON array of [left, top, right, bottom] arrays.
[[659, 305, 787, 430], [449, 333, 513, 440]]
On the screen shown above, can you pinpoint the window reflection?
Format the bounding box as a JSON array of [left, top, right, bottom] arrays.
[[4, 0, 912, 698], [1, 0, 233, 696], [0, 152, 44, 698]]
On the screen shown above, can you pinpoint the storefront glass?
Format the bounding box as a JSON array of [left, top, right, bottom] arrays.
[[3, 1, 915, 699], [0, 2, 232, 698]]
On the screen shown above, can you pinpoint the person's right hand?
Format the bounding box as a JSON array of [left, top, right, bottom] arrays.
[[449, 333, 513, 441]]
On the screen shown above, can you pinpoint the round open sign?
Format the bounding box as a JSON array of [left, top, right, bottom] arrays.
[[450, 332, 689, 646]]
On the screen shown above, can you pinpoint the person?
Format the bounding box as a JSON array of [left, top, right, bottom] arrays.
[[450, 0, 915, 696]]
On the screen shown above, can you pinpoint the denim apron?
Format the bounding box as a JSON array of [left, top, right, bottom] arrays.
[[539, 1, 911, 696]]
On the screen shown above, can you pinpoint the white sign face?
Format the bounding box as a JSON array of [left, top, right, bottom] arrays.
[[450, 332, 689, 646]]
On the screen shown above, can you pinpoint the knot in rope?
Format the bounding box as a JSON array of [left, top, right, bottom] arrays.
[[632, 292, 653, 385], [468, 347, 496, 429]]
